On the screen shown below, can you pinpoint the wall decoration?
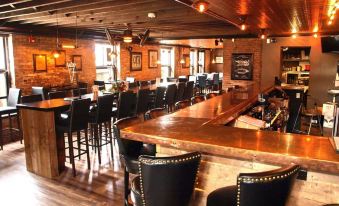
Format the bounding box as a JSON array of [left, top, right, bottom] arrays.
[[33, 54, 47, 72], [72, 55, 82, 71], [231, 53, 253, 80], [215, 56, 223, 64], [183, 54, 190, 68], [131, 52, 142, 71], [55, 50, 66, 67], [148, 50, 158, 68], [106, 47, 112, 62]]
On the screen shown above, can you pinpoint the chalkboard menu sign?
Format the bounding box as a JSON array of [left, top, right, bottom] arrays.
[[231, 53, 253, 80]]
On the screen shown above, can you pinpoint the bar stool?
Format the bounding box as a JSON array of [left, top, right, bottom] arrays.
[[293, 101, 323, 136], [56, 98, 91, 176], [130, 152, 201, 206], [88, 94, 115, 165], [32, 86, 47, 100], [21, 94, 43, 103], [191, 95, 206, 104], [197, 75, 207, 94], [0, 88, 21, 150], [176, 82, 186, 102], [136, 89, 150, 119], [48, 91, 66, 99], [183, 81, 194, 101], [206, 164, 300, 206], [113, 116, 156, 206], [206, 93, 218, 99], [144, 107, 167, 120], [164, 84, 177, 112]]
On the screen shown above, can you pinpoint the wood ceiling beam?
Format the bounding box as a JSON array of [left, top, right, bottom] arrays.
[[1, 0, 157, 20], [0, 0, 32, 8], [0, 0, 72, 14]]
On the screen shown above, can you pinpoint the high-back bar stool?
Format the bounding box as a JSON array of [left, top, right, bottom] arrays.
[[207, 165, 300, 206], [131, 152, 202, 206], [113, 116, 156, 206], [0, 88, 21, 150], [88, 94, 115, 165], [56, 98, 91, 176]]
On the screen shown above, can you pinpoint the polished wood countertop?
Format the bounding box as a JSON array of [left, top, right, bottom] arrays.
[[121, 85, 339, 174]]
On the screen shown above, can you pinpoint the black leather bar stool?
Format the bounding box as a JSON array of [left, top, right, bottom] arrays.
[[48, 91, 66, 99], [88, 94, 115, 165], [206, 93, 218, 99], [152, 87, 166, 108], [131, 152, 202, 206], [32, 86, 47, 100], [183, 81, 194, 101], [207, 165, 300, 206], [136, 89, 150, 119], [21, 94, 43, 103], [176, 82, 186, 102], [113, 116, 156, 206], [164, 84, 177, 112], [113, 91, 137, 121], [56, 98, 91, 176], [197, 75, 207, 94], [0, 88, 21, 150], [175, 100, 191, 110]]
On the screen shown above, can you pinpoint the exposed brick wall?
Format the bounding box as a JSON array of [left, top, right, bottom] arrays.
[[223, 38, 262, 87], [174, 46, 190, 77], [119, 43, 190, 81], [12, 34, 96, 95]]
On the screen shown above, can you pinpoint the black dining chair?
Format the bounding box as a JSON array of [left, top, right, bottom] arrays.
[[164, 84, 177, 112], [32, 86, 47, 100], [48, 91, 66, 99], [113, 91, 137, 121], [72, 88, 88, 97], [0, 88, 22, 150], [136, 89, 151, 118], [88, 94, 115, 165], [21, 94, 43, 103], [55, 98, 92, 176], [137, 80, 149, 87], [176, 82, 186, 102], [207, 164, 300, 206], [113, 116, 156, 206], [94, 80, 105, 90], [128, 82, 138, 89], [183, 81, 194, 101], [131, 152, 202, 206]]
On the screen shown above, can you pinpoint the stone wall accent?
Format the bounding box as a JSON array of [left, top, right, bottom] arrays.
[[12, 34, 96, 95]]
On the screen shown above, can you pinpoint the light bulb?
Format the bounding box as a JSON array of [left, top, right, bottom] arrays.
[[241, 24, 246, 31]]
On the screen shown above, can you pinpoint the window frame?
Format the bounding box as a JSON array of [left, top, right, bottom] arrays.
[[0, 35, 10, 100]]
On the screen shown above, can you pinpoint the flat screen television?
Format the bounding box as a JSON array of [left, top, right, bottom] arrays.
[[321, 36, 339, 53]]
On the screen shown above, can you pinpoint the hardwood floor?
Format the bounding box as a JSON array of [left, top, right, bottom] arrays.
[[0, 141, 125, 206]]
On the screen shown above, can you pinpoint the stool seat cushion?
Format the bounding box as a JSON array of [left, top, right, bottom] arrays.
[[207, 185, 237, 206], [0, 106, 17, 115]]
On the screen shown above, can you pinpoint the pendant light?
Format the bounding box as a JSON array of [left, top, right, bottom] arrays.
[[123, 28, 133, 43], [194, 0, 209, 13], [52, 11, 62, 59], [62, 12, 78, 49]]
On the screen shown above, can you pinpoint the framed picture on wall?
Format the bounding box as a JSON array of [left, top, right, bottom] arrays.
[[231, 53, 253, 80], [55, 50, 66, 67], [72, 55, 82, 71], [183, 54, 190, 68], [148, 50, 158, 68], [215, 56, 223, 64], [33, 54, 47, 72], [131, 52, 142, 71]]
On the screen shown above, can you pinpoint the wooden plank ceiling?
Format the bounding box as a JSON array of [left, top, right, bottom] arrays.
[[0, 0, 337, 40]]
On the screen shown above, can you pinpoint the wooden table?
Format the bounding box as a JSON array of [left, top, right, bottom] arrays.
[[121, 85, 339, 206]]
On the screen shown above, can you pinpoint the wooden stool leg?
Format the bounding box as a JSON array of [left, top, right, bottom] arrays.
[[16, 112, 22, 144], [307, 116, 313, 135], [124, 167, 130, 206], [108, 121, 114, 160], [84, 129, 91, 170], [0, 115, 3, 150], [67, 131, 76, 177], [99, 123, 103, 150], [104, 122, 108, 142], [77, 131, 81, 160], [94, 124, 101, 165], [317, 115, 323, 136], [8, 113, 12, 140]]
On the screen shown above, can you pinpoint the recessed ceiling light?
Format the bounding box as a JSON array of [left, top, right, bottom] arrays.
[[148, 12, 156, 18]]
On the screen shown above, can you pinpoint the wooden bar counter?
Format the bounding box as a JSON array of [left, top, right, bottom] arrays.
[[121, 85, 339, 206]]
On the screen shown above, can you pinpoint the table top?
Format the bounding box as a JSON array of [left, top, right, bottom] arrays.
[[121, 85, 339, 174]]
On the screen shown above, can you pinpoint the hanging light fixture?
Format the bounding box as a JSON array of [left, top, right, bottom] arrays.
[[52, 11, 62, 58], [193, 0, 209, 13], [123, 29, 133, 43], [239, 16, 247, 31], [62, 12, 78, 49]]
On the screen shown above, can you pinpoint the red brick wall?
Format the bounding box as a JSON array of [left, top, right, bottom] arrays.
[[12, 34, 96, 95], [223, 38, 262, 87], [119, 43, 190, 81]]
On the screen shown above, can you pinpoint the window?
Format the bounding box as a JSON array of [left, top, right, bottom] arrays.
[[95, 43, 114, 68], [0, 36, 9, 105], [160, 48, 174, 79], [95, 43, 120, 81]]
